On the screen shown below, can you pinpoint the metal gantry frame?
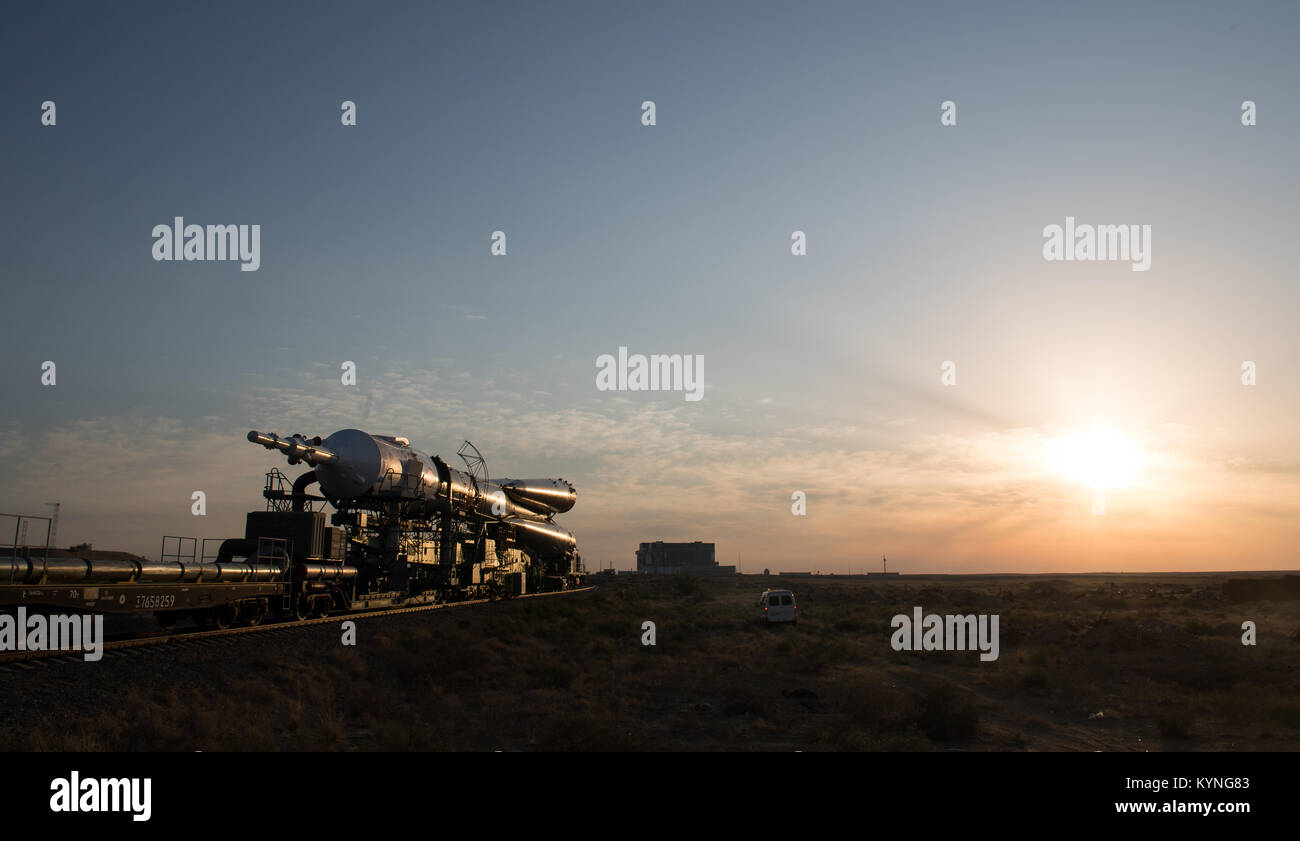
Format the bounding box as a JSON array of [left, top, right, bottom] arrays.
[[2, 512, 53, 584], [457, 440, 488, 502], [160, 535, 198, 566], [2, 512, 53, 554]]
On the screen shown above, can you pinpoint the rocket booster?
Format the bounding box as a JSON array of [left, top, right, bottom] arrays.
[[248, 428, 577, 549]]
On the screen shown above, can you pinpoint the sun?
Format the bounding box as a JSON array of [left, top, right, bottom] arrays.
[[1048, 427, 1143, 490]]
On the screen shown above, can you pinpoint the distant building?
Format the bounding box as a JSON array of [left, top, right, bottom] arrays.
[[636, 541, 733, 575]]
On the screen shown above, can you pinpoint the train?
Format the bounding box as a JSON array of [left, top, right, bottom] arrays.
[[0, 429, 584, 630]]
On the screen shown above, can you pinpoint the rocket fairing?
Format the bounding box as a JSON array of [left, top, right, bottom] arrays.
[[248, 428, 578, 550]]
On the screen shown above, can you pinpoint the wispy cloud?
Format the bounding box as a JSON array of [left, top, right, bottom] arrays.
[[3, 361, 1296, 572]]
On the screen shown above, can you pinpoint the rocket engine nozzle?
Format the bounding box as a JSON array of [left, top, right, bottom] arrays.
[[247, 430, 340, 467]]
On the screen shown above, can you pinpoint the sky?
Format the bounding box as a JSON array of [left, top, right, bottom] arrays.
[[2, 1, 1298, 572]]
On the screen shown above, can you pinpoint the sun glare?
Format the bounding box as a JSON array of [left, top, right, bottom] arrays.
[[1048, 427, 1143, 490]]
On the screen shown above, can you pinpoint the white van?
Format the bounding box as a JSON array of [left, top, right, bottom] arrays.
[[759, 589, 798, 625]]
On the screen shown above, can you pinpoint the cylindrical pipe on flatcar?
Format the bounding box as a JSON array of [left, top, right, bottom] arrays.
[[2, 556, 31, 582], [0, 553, 286, 585], [39, 558, 94, 582], [198, 563, 245, 581], [294, 564, 358, 581], [136, 562, 191, 582], [196, 563, 284, 582]]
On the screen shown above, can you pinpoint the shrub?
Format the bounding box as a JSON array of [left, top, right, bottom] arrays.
[[1158, 713, 1194, 739], [1020, 669, 1048, 691], [914, 682, 980, 743], [1268, 699, 1300, 728], [536, 664, 576, 689]]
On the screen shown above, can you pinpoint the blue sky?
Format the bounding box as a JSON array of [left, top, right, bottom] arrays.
[[3, 1, 1298, 571]]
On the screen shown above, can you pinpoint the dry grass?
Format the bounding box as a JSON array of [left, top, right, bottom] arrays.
[[5, 572, 1298, 750]]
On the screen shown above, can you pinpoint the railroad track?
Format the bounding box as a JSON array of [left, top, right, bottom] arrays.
[[0, 585, 596, 669]]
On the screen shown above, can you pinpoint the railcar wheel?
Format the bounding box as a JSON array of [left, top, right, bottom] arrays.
[[294, 597, 311, 621], [245, 599, 267, 626], [155, 612, 178, 634], [213, 604, 236, 630], [316, 598, 331, 619]]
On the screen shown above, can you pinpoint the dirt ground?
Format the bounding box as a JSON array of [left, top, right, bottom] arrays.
[[4, 572, 1298, 751]]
